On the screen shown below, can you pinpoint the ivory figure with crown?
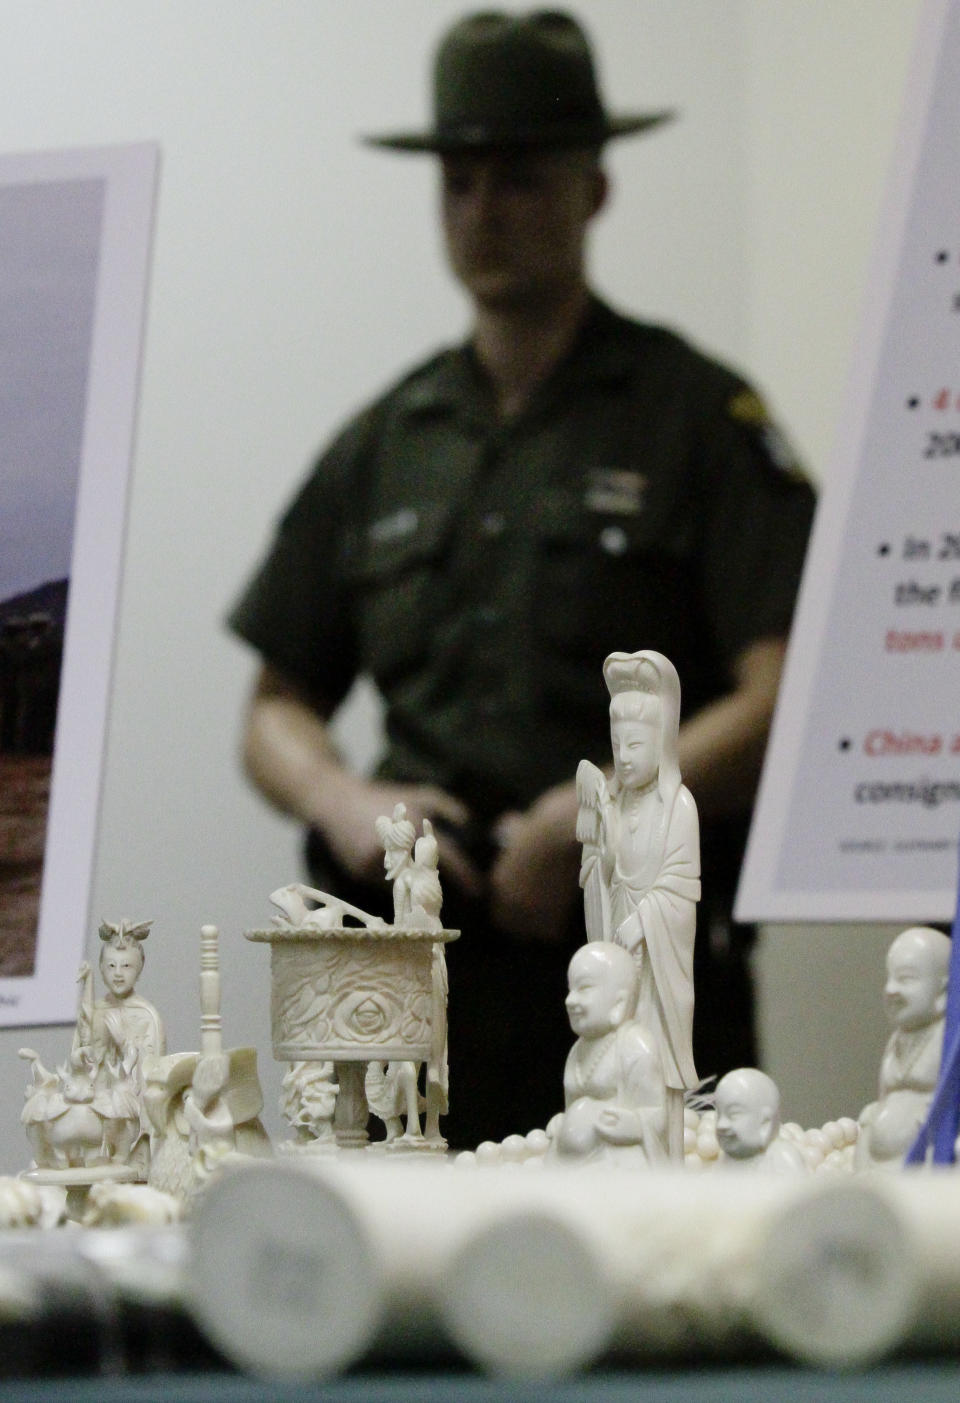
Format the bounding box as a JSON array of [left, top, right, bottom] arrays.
[[576, 650, 700, 1160]]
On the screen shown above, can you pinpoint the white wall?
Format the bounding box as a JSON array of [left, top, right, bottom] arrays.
[[0, 1, 925, 1166]]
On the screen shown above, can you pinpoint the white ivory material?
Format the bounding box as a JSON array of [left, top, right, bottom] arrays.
[[754, 1171, 960, 1364], [268, 882, 386, 932], [0, 1177, 63, 1230], [186, 1160, 384, 1378], [183, 1157, 960, 1377], [874, 1171, 960, 1353], [0, 1222, 190, 1321], [750, 1178, 919, 1366], [364, 1060, 423, 1144], [278, 1060, 339, 1148], [714, 1068, 808, 1173], [186, 1157, 620, 1378], [18, 918, 165, 1207], [856, 927, 950, 1171], [375, 805, 444, 933], [441, 1204, 617, 1377], [80, 1181, 180, 1227], [19, 1051, 141, 1173], [577, 651, 700, 1160], [550, 942, 666, 1166], [249, 832, 457, 1151], [143, 924, 271, 1200], [372, 805, 450, 1142]]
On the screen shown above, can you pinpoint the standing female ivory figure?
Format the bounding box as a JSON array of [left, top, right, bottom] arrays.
[[576, 651, 700, 1158]]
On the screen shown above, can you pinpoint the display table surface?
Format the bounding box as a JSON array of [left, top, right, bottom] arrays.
[[0, 1366, 958, 1403]]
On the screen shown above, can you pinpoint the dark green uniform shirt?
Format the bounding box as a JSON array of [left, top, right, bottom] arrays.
[[231, 299, 815, 1134], [230, 298, 814, 830]]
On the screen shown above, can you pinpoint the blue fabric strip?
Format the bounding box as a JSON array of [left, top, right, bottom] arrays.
[[904, 838, 960, 1166]]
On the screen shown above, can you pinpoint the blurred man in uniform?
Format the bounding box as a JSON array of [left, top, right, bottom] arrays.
[[229, 11, 815, 1148]]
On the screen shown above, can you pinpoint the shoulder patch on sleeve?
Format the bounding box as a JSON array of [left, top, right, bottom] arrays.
[[729, 389, 809, 483], [727, 388, 770, 426]]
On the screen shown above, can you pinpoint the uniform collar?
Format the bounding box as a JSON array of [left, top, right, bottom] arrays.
[[397, 296, 638, 425], [550, 296, 641, 389]]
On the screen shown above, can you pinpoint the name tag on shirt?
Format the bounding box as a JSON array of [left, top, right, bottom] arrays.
[[583, 469, 647, 516], [368, 507, 419, 544]]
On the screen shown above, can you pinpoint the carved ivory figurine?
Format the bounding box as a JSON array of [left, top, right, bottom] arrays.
[[551, 942, 666, 1165], [376, 803, 443, 933], [279, 1061, 339, 1147], [577, 651, 700, 1160], [856, 926, 950, 1171], [371, 803, 449, 1143], [144, 925, 271, 1197], [714, 1068, 807, 1173], [20, 919, 164, 1176], [19, 1044, 138, 1170], [75, 920, 165, 1067]]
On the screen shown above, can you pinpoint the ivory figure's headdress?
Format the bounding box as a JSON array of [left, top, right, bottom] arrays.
[[98, 918, 153, 950], [603, 652, 662, 702], [602, 650, 682, 807], [375, 802, 417, 854]]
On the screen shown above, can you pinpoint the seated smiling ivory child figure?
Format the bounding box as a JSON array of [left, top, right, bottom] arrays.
[[550, 942, 667, 1165], [714, 1067, 807, 1172], [856, 926, 950, 1170]]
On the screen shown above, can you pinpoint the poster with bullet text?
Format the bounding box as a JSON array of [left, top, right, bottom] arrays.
[[736, 0, 960, 923]]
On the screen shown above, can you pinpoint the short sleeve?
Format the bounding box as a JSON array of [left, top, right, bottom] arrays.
[[227, 410, 375, 706], [695, 384, 816, 670]]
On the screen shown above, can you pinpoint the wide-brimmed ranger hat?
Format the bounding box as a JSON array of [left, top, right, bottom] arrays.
[[363, 10, 673, 154]]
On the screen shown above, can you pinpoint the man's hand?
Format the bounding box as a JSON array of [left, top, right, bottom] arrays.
[[488, 781, 581, 940], [242, 665, 483, 897], [317, 772, 483, 897]]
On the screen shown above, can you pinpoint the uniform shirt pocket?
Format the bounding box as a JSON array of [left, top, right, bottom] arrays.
[[344, 501, 454, 683], [531, 486, 694, 665]]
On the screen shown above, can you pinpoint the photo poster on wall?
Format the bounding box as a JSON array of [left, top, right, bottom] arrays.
[[736, 0, 960, 924], [0, 143, 158, 1025]]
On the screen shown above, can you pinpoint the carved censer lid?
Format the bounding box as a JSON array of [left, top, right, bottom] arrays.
[[245, 925, 459, 944]]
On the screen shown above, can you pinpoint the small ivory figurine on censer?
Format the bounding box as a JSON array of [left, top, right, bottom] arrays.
[[376, 804, 444, 932], [855, 925, 950, 1171], [369, 804, 449, 1142], [576, 650, 700, 1161]]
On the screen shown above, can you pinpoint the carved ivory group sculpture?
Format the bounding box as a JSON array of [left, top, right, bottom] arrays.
[[489, 649, 810, 1175], [20, 920, 165, 1205], [19, 919, 272, 1217], [856, 925, 950, 1170], [574, 651, 700, 1162], [247, 803, 457, 1151]]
